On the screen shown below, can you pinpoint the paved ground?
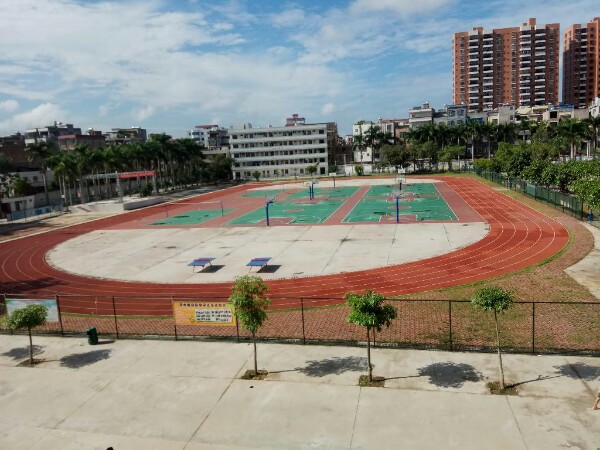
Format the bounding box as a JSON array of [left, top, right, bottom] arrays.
[[0, 334, 597, 449], [566, 223, 600, 300], [47, 222, 488, 283]]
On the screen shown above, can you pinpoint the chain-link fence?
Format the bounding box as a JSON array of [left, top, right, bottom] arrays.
[[1, 294, 599, 355], [475, 168, 585, 220]]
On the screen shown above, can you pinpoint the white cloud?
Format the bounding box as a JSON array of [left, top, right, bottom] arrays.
[[0, 100, 19, 113], [321, 103, 335, 115], [0, 103, 66, 134], [270, 8, 306, 27], [350, 0, 455, 17], [132, 106, 155, 122]]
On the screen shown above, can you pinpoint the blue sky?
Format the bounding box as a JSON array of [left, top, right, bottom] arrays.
[[0, 0, 598, 137]]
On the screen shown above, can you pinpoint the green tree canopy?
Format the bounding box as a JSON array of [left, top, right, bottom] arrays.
[[229, 275, 271, 376], [471, 286, 515, 389], [381, 143, 411, 170], [346, 290, 397, 382], [3, 304, 48, 366]]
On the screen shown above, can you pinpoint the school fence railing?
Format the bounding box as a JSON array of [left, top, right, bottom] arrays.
[[474, 168, 585, 220], [1, 294, 599, 355], [4, 204, 64, 222]]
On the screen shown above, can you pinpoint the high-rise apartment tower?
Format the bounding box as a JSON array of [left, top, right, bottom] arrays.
[[563, 18, 600, 108], [453, 18, 559, 112]]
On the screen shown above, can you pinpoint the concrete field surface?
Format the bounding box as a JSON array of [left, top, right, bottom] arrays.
[[47, 222, 488, 283], [0, 334, 597, 449]]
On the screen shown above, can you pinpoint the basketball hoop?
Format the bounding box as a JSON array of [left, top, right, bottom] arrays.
[[265, 195, 277, 204]]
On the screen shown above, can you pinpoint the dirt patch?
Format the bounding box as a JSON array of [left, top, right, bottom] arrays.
[[241, 370, 268, 380], [487, 381, 518, 395], [359, 375, 385, 387]]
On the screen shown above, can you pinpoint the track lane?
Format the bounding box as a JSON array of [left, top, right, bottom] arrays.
[[0, 178, 569, 313]]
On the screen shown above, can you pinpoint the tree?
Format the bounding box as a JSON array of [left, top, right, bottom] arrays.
[[251, 170, 261, 182], [3, 304, 48, 366], [381, 143, 411, 170], [25, 140, 55, 205], [11, 176, 36, 197], [229, 275, 270, 376], [558, 118, 588, 159], [273, 169, 280, 180], [346, 290, 397, 383], [354, 165, 364, 176], [471, 286, 515, 390], [0, 153, 14, 173], [572, 176, 600, 212], [584, 116, 600, 157], [306, 164, 318, 176], [352, 130, 366, 163]]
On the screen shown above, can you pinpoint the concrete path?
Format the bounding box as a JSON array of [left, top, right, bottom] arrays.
[[0, 335, 597, 449], [566, 222, 600, 300]]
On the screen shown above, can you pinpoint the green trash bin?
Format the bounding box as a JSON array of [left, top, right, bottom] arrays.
[[86, 327, 98, 345]]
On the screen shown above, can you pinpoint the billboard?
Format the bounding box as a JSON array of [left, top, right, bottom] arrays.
[[5, 299, 59, 323], [173, 301, 236, 326]]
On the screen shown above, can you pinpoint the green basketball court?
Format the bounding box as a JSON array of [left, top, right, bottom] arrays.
[[344, 183, 456, 222], [151, 209, 233, 226], [243, 189, 286, 198], [286, 186, 359, 199], [227, 200, 344, 225]]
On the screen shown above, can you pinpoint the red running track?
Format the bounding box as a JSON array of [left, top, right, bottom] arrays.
[[0, 178, 569, 314]]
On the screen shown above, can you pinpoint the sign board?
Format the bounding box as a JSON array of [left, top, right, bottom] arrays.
[[173, 301, 236, 326], [6, 299, 59, 323], [328, 172, 337, 177], [398, 168, 406, 174], [118, 170, 156, 179]]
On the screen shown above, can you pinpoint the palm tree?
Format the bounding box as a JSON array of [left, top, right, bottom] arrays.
[[558, 118, 588, 159], [352, 131, 366, 164], [497, 122, 518, 144], [466, 121, 484, 163], [584, 116, 600, 157], [25, 140, 55, 205]]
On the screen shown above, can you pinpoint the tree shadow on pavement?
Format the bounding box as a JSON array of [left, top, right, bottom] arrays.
[[417, 362, 483, 388], [554, 363, 600, 381], [296, 356, 367, 377], [60, 349, 113, 369], [1, 345, 45, 360]]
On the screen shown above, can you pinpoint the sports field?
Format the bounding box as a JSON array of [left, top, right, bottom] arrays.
[[286, 186, 359, 199], [151, 208, 233, 226], [227, 199, 344, 225]]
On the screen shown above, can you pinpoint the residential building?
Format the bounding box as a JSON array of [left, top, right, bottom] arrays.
[[454, 18, 559, 111], [434, 104, 468, 127], [563, 18, 600, 108], [409, 102, 435, 129], [487, 105, 516, 124], [352, 121, 375, 163], [229, 118, 330, 180], [390, 119, 410, 143], [0, 133, 33, 169], [104, 127, 147, 145], [58, 134, 106, 151], [25, 122, 82, 147]]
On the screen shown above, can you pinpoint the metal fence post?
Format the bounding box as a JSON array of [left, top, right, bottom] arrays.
[[112, 296, 119, 339], [171, 297, 178, 341], [300, 298, 306, 345], [448, 301, 453, 351], [235, 314, 240, 343], [55, 295, 64, 336], [532, 302, 536, 354]]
